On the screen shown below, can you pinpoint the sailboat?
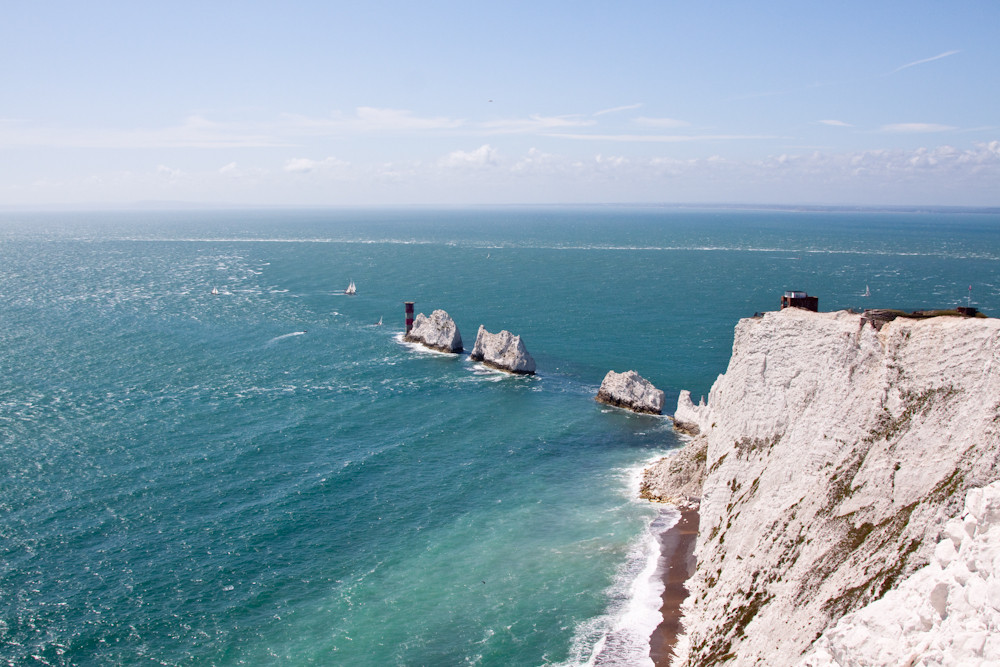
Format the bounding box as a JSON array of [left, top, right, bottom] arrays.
[[345, 280, 357, 295], [863, 285, 870, 297], [211, 286, 219, 295], [375, 315, 383, 326]]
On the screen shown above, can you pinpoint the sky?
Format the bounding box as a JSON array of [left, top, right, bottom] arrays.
[[2, 1, 999, 208]]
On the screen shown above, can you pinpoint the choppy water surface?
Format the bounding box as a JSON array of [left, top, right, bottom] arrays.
[[2, 207, 998, 665]]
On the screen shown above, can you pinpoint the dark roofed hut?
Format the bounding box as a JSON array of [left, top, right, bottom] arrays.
[[780, 291, 818, 312]]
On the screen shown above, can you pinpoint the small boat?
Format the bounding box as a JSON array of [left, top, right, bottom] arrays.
[[375, 316, 383, 326], [345, 280, 356, 295], [863, 285, 870, 297], [211, 286, 219, 295]]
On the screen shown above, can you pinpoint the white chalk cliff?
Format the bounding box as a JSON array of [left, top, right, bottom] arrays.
[[596, 370, 665, 414], [404, 309, 463, 353], [469, 326, 536, 374], [643, 308, 1000, 665], [800, 481, 1000, 666]]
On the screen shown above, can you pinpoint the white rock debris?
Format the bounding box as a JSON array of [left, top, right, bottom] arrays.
[[800, 480, 1000, 667]]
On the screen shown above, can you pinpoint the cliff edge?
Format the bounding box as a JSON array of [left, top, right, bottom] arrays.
[[645, 308, 1000, 665]]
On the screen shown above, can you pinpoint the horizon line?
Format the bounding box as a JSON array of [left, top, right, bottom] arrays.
[[2, 201, 1000, 215]]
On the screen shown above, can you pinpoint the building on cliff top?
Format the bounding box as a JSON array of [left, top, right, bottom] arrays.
[[780, 290, 819, 312]]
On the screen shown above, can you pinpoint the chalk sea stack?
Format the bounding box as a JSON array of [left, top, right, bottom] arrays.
[[403, 309, 463, 353], [672, 389, 710, 436], [469, 326, 536, 374], [595, 370, 665, 415]]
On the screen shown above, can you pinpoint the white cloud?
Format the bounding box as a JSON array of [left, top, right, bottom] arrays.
[[4, 135, 999, 208], [511, 147, 560, 173], [479, 115, 595, 135], [593, 103, 643, 116], [545, 132, 778, 143], [890, 50, 960, 74], [594, 154, 629, 168], [0, 108, 464, 150], [880, 123, 957, 133], [440, 144, 498, 168], [157, 165, 182, 177], [633, 117, 691, 129], [351, 107, 462, 132], [0, 115, 291, 149], [819, 120, 853, 128], [278, 107, 463, 136], [284, 157, 349, 173]]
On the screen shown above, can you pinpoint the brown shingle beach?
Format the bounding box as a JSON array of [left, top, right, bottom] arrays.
[[649, 509, 699, 666]]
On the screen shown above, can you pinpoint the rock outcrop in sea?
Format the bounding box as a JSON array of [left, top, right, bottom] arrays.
[[404, 309, 463, 353], [595, 370, 665, 414], [469, 326, 536, 374], [642, 307, 1000, 665]]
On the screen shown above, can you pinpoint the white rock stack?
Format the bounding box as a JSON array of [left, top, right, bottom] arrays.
[[469, 326, 536, 374], [595, 370, 665, 415], [403, 309, 463, 353], [800, 480, 1000, 666], [672, 389, 711, 435]]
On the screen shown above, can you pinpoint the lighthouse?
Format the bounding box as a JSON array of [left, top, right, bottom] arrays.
[[405, 302, 415, 334]]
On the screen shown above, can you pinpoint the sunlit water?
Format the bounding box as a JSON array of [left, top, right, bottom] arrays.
[[2, 207, 998, 665]]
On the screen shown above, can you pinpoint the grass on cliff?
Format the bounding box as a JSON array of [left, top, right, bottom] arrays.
[[875, 308, 988, 319]]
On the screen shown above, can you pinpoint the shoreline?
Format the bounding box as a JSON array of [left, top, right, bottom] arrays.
[[649, 508, 699, 666]]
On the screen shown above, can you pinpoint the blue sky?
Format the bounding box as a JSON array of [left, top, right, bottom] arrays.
[[2, 1, 998, 207]]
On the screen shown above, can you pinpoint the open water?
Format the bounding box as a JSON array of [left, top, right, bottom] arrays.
[[2, 206, 999, 665]]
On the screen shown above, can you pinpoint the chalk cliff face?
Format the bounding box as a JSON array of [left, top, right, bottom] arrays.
[[404, 310, 463, 353], [648, 308, 1000, 665], [800, 481, 1000, 666], [596, 370, 665, 414], [469, 326, 536, 374]]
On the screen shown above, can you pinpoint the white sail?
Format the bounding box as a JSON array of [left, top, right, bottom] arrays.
[[345, 280, 356, 295]]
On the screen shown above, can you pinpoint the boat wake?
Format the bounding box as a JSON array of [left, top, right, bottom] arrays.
[[265, 331, 307, 346]]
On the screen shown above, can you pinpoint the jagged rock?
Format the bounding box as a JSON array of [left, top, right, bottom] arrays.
[[640, 436, 707, 509], [469, 326, 536, 374], [642, 390, 712, 507], [595, 370, 665, 414], [403, 309, 462, 353], [673, 389, 711, 435], [645, 308, 1000, 666]]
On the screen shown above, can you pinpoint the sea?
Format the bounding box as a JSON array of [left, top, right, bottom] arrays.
[[2, 206, 999, 666]]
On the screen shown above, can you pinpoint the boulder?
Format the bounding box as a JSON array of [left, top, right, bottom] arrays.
[[469, 326, 536, 374], [404, 309, 463, 353], [595, 370, 665, 414]]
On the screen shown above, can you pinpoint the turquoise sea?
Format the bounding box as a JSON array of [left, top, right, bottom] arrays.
[[3, 207, 999, 666]]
